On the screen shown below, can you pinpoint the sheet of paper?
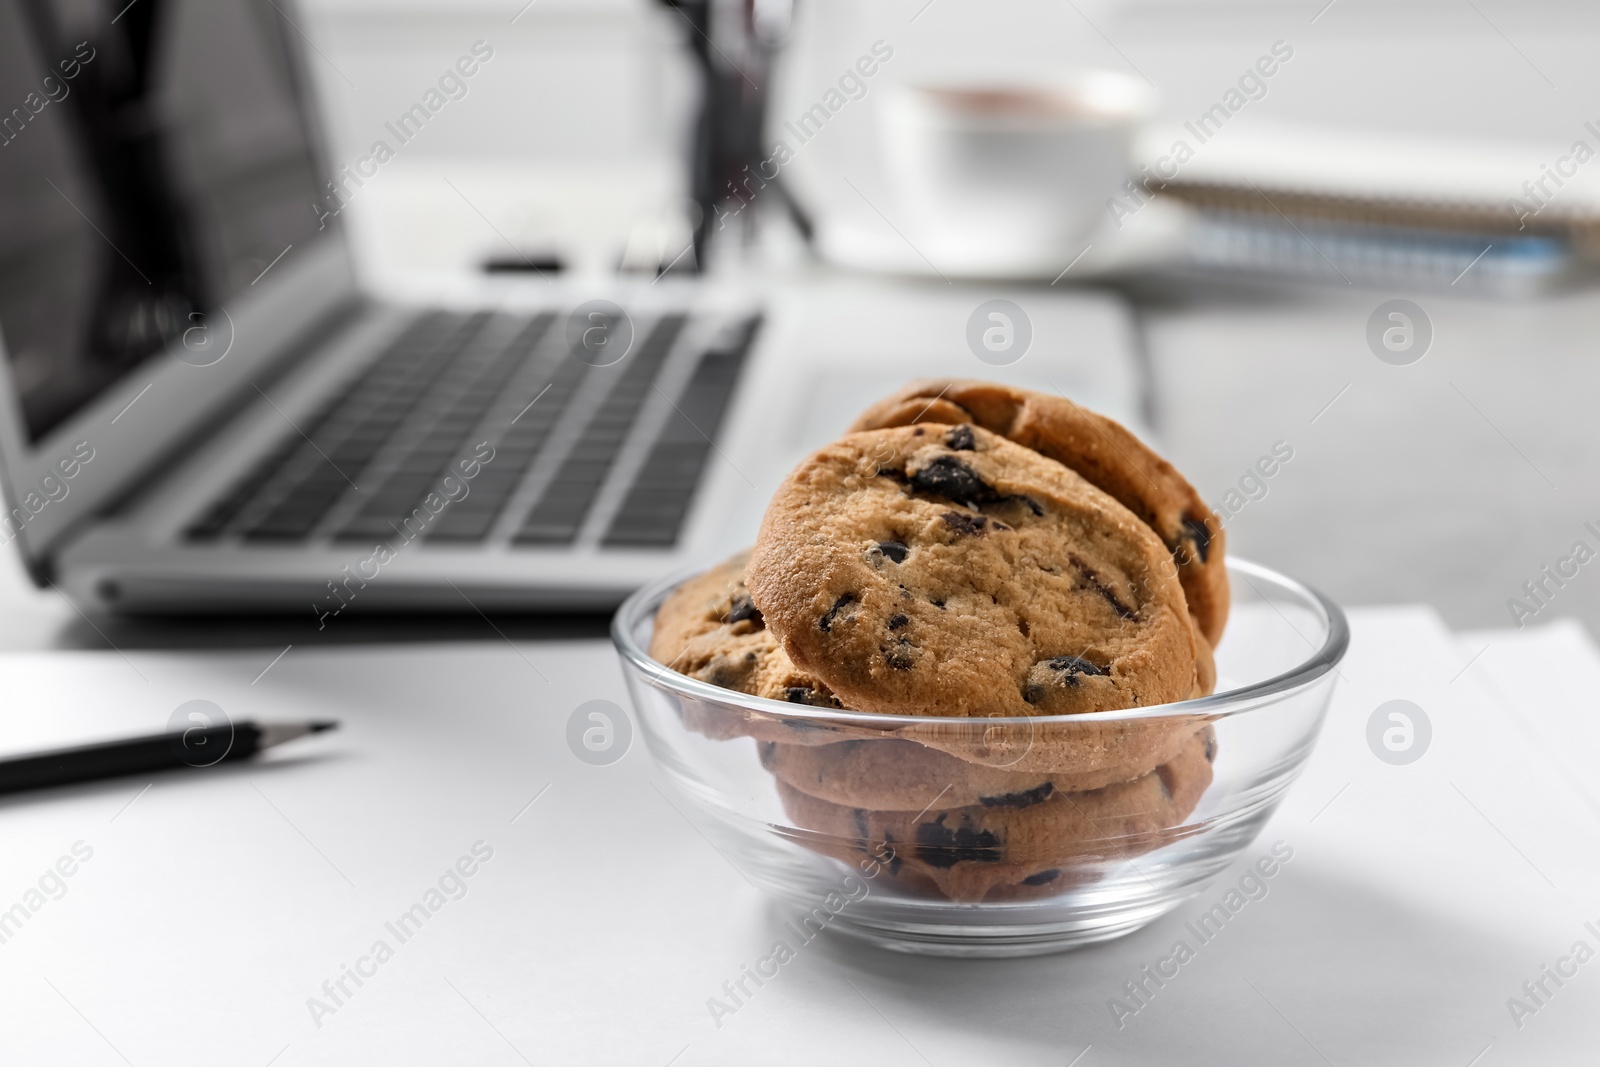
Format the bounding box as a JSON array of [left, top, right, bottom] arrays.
[[1, 609, 1596, 1065], [1457, 619, 1600, 829]]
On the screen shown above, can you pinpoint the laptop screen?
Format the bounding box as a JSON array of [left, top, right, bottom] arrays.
[[0, 0, 331, 443]]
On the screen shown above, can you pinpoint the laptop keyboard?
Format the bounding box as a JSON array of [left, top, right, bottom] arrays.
[[603, 332, 750, 547], [513, 314, 685, 544], [185, 308, 757, 550]]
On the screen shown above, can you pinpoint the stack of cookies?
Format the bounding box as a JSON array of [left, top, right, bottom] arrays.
[[649, 381, 1228, 902]]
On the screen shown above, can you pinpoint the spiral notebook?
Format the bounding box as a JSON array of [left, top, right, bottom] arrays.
[[1136, 121, 1600, 293]]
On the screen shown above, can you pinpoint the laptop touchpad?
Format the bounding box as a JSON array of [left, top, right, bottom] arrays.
[[783, 282, 1144, 449]]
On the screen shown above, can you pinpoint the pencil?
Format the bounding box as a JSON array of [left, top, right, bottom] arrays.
[[0, 721, 338, 796]]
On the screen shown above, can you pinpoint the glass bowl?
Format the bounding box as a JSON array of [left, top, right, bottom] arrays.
[[612, 557, 1347, 957]]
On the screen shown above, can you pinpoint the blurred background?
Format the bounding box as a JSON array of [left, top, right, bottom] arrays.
[[6, 0, 1599, 637], [300, 0, 1600, 637]]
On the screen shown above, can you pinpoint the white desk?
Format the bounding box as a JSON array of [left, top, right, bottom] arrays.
[[3, 606, 1597, 1065]]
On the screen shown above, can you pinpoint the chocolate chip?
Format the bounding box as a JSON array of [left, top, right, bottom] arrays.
[[906, 454, 1045, 518], [1069, 556, 1138, 621], [875, 540, 909, 563], [1043, 655, 1109, 680], [1021, 868, 1062, 886], [945, 424, 976, 451], [883, 832, 902, 875], [887, 613, 909, 630], [884, 639, 917, 670], [931, 598, 946, 610], [912, 427, 924, 436], [1181, 516, 1212, 564], [914, 814, 1003, 868], [704, 655, 755, 689], [784, 686, 835, 707], [1023, 655, 1110, 704], [853, 808, 870, 842], [1204, 732, 1217, 764], [978, 782, 1055, 809], [724, 593, 762, 626], [941, 510, 988, 536], [907, 455, 1004, 509], [819, 593, 856, 632], [1156, 764, 1176, 801], [759, 741, 776, 766]]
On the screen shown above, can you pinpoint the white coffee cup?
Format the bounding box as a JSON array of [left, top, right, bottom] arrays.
[[879, 70, 1153, 272]]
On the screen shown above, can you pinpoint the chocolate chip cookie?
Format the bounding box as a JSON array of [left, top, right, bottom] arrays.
[[652, 552, 1212, 777], [650, 552, 857, 743], [850, 381, 1229, 646], [760, 724, 1209, 811], [747, 423, 1200, 718], [776, 726, 1216, 902]]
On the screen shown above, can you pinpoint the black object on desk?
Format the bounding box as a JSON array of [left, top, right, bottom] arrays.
[[0, 721, 337, 796]]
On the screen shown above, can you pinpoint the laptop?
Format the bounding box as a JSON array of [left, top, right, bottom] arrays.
[[0, 0, 1143, 616]]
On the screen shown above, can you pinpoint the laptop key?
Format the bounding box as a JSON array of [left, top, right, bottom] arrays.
[[602, 316, 758, 548], [326, 315, 555, 544], [200, 311, 488, 542], [189, 307, 755, 555], [424, 357, 594, 543], [511, 315, 684, 546]]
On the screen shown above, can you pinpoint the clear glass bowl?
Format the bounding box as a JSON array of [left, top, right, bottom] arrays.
[[612, 558, 1348, 957]]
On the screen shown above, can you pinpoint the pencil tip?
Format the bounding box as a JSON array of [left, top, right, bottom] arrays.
[[309, 721, 339, 733]]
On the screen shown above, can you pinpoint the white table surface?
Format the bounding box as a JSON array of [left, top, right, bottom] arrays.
[[2, 603, 1597, 1066]]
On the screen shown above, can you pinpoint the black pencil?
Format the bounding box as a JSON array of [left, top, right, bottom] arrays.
[[0, 721, 338, 796]]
